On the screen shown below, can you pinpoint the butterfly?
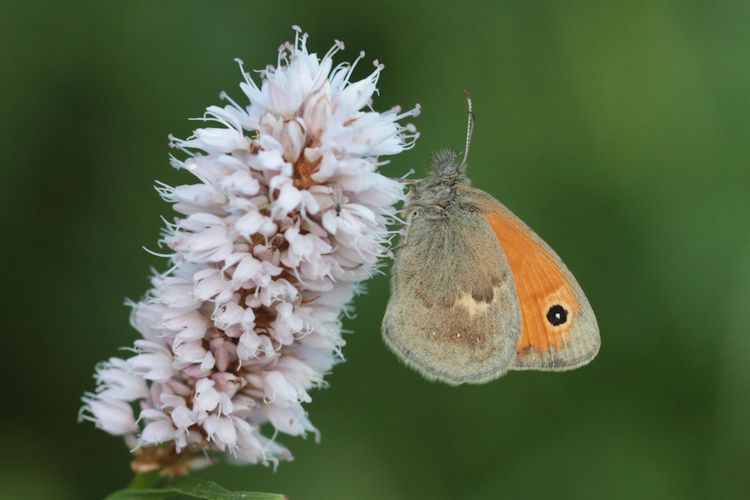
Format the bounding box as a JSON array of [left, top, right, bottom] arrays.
[[382, 93, 600, 385]]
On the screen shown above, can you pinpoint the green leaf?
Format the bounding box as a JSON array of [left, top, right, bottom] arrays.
[[105, 479, 285, 500], [104, 490, 170, 500]]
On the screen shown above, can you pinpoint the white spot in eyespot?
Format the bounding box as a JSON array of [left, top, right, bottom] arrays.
[[456, 333, 462, 338], [431, 331, 436, 338]]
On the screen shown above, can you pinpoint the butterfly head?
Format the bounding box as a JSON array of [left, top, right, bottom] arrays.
[[427, 90, 475, 181], [429, 148, 467, 179], [407, 92, 476, 210]]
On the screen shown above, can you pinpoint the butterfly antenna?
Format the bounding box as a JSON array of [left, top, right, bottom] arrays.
[[458, 90, 475, 171]]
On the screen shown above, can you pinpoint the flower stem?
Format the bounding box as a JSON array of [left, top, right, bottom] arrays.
[[127, 470, 161, 489]]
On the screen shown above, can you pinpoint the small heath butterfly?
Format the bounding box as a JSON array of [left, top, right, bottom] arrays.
[[382, 93, 600, 385]]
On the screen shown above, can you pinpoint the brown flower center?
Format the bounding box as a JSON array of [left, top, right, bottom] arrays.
[[292, 140, 321, 189]]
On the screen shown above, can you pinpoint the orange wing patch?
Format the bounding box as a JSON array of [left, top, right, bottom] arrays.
[[483, 210, 580, 354]]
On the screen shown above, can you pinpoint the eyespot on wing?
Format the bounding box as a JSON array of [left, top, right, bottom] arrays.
[[477, 194, 600, 371]]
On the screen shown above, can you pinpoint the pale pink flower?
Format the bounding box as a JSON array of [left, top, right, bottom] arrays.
[[80, 26, 419, 474]]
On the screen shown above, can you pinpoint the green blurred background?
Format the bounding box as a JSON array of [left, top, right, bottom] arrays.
[[2, 1, 748, 499]]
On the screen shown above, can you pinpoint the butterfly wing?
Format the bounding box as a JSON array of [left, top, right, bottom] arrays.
[[471, 189, 600, 371], [382, 208, 522, 385]]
